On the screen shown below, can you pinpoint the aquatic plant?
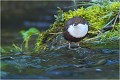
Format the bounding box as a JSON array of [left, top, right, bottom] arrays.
[[54, 7, 64, 22], [35, 1, 120, 52], [20, 28, 40, 49], [12, 44, 23, 52], [0, 47, 7, 53]]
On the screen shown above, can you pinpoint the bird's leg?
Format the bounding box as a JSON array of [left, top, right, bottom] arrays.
[[68, 42, 71, 49], [77, 42, 80, 47], [77, 42, 81, 48]]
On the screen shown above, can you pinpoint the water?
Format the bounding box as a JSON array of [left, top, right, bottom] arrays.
[[1, 43, 119, 79]]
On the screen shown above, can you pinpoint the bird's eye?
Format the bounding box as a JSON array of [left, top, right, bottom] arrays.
[[74, 23, 78, 26]]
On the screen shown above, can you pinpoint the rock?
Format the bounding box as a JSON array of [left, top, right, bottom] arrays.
[[96, 68, 102, 72], [1, 56, 14, 60], [102, 49, 119, 54]]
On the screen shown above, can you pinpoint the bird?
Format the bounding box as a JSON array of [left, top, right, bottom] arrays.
[[63, 17, 89, 48]]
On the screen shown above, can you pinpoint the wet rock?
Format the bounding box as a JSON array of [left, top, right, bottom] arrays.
[[1, 56, 14, 60], [106, 59, 119, 65], [96, 68, 102, 72], [45, 65, 72, 71], [0, 71, 9, 78], [46, 70, 72, 76], [95, 59, 107, 66], [2, 74, 49, 79], [3, 55, 43, 69], [87, 59, 107, 67], [14, 52, 32, 56], [15, 52, 24, 55], [102, 49, 119, 54], [54, 46, 95, 61], [73, 64, 87, 68]]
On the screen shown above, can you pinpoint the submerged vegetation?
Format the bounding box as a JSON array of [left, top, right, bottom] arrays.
[[35, 1, 120, 52]]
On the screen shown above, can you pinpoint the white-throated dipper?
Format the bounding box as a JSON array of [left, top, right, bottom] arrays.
[[63, 17, 89, 48]]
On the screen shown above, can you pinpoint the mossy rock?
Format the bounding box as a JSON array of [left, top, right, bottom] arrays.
[[36, 1, 120, 52]]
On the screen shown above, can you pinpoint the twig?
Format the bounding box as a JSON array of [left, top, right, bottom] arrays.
[[83, 36, 98, 42], [102, 17, 115, 29], [73, 0, 77, 9], [49, 32, 62, 35], [113, 12, 119, 28]]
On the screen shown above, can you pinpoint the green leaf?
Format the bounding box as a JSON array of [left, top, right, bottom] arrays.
[[54, 7, 64, 22]]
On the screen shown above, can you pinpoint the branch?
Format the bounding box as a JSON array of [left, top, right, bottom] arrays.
[[49, 32, 62, 35]]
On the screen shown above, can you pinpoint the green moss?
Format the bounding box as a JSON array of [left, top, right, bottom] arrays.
[[36, 1, 120, 52], [99, 31, 119, 41], [36, 22, 64, 51]]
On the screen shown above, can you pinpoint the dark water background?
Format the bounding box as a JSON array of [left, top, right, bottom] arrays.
[[1, 1, 119, 79], [1, 1, 73, 47]]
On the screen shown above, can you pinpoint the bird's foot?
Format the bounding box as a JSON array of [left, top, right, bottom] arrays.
[[77, 42, 80, 46], [68, 43, 75, 50], [68, 42, 71, 49], [77, 42, 81, 48], [68, 42, 81, 49]]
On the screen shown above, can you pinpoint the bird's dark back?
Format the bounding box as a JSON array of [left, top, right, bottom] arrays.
[[66, 17, 88, 26]]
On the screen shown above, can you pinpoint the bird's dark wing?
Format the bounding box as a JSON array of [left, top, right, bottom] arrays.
[[63, 25, 69, 32]]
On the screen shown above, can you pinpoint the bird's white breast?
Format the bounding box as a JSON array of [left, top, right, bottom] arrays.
[[68, 23, 88, 38]]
